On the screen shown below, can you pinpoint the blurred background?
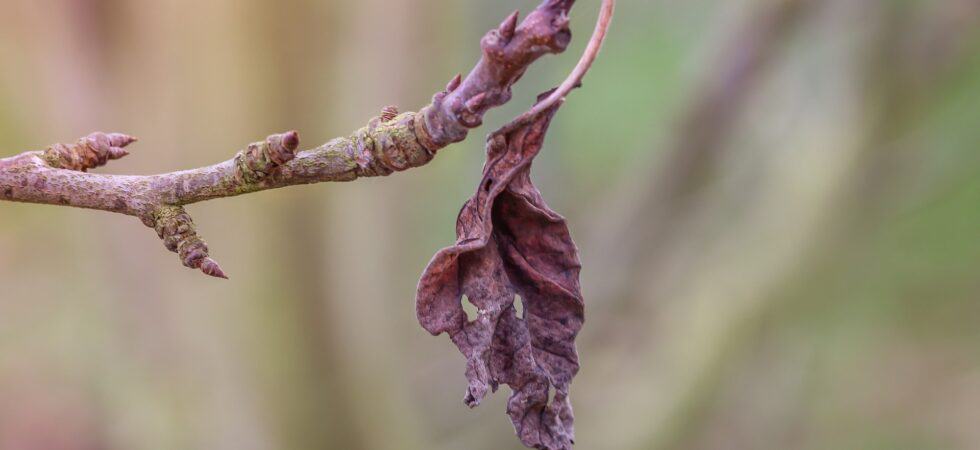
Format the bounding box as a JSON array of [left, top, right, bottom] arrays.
[[0, 0, 978, 449]]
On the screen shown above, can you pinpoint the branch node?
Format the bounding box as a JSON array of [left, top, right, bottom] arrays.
[[234, 131, 300, 184], [480, 3, 570, 64], [353, 112, 435, 176], [42, 132, 137, 172], [380, 105, 400, 123], [150, 205, 227, 279], [413, 112, 440, 153]]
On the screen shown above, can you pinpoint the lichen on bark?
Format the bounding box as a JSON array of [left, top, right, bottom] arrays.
[[148, 205, 227, 279]]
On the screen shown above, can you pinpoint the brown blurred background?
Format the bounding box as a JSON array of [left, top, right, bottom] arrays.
[[1, 0, 979, 449]]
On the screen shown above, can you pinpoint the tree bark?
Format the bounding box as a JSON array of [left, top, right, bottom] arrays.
[[0, 0, 579, 278]]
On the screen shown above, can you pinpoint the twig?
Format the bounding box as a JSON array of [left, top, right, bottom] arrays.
[[498, 0, 616, 135], [0, 0, 581, 279]]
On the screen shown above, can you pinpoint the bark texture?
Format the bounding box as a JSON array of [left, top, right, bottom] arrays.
[[0, 0, 579, 278]]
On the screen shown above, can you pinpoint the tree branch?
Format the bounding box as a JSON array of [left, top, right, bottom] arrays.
[[0, 0, 579, 279], [499, 0, 615, 135]]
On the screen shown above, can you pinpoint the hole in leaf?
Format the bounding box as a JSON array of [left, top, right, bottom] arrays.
[[515, 295, 525, 319], [462, 295, 477, 321], [484, 178, 494, 192]]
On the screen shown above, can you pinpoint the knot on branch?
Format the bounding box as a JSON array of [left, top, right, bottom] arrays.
[[43, 132, 137, 172], [420, 87, 471, 146], [351, 111, 435, 177], [150, 206, 227, 279], [234, 131, 300, 184]]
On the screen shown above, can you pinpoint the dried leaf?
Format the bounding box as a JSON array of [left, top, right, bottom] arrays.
[[417, 106, 584, 450]]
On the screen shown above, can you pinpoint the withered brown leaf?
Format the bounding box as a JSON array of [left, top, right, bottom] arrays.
[[417, 106, 584, 450]]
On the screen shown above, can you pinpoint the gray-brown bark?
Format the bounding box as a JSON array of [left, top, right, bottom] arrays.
[[0, 0, 580, 278]]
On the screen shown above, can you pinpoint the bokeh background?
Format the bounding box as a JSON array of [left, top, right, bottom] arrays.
[[1, 0, 979, 449]]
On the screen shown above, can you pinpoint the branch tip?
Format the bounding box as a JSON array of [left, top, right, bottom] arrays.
[[150, 206, 226, 280], [236, 131, 301, 183], [200, 258, 229, 279], [281, 130, 300, 152], [499, 10, 520, 41], [267, 131, 300, 164], [446, 74, 462, 93], [43, 131, 138, 171]]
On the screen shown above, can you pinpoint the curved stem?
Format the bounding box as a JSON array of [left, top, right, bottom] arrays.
[[499, 0, 616, 135]]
